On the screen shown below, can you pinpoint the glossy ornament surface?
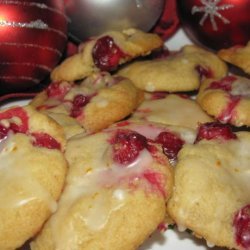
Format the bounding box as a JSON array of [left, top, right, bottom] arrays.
[[152, 0, 180, 40], [0, 0, 67, 93], [178, 0, 250, 51], [64, 0, 165, 42]]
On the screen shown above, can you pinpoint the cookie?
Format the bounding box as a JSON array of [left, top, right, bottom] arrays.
[[30, 72, 143, 134], [218, 42, 250, 74], [0, 105, 68, 250], [30, 121, 174, 250], [197, 75, 250, 127], [167, 122, 250, 249], [130, 93, 214, 130], [51, 28, 163, 82], [117, 45, 228, 92]]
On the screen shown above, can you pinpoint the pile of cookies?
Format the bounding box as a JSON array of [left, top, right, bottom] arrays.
[[0, 28, 250, 250]]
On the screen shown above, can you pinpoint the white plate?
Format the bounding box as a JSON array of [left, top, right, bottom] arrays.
[[0, 29, 225, 250]]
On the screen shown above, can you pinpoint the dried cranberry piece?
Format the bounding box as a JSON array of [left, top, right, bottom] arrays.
[[195, 65, 213, 79], [233, 204, 250, 249], [111, 130, 148, 165], [217, 96, 241, 124], [157, 223, 168, 232], [0, 107, 29, 134], [208, 76, 237, 92], [0, 124, 9, 140], [150, 92, 168, 100], [143, 170, 166, 197], [92, 36, 128, 71], [32, 133, 61, 150], [0, 108, 61, 150], [155, 131, 184, 163], [70, 94, 90, 118], [46, 81, 71, 99], [196, 122, 237, 142]]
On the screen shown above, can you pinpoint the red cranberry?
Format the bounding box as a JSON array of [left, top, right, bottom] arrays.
[[217, 96, 241, 124], [195, 65, 213, 79], [92, 36, 128, 71], [143, 170, 166, 197], [32, 133, 61, 150], [0, 124, 9, 140], [0, 108, 61, 150], [157, 223, 168, 232], [155, 131, 184, 163], [70, 94, 90, 118], [234, 204, 250, 249], [208, 76, 237, 92], [150, 92, 168, 100], [46, 81, 71, 99], [196, 122, 237, 142], [111, 130, 148, 165], [0, 107, 29, 134], [115, 121, 131, 127]]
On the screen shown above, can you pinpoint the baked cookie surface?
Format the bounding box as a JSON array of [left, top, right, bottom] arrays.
[[0, 105, 68, 250], [30, 72, 143, 135], [51, 28, 163, 82], [117, 45, 228, 92], [197, 75, 250, 127], [30, 121, 174, 250], [167, 122, 250, 250], [218, 42, 250, 74], [130, 93, 213, 130]]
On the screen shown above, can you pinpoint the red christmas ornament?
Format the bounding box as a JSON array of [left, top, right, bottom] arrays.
[[152, 0, 180, 40], [177, 0, 250, 50], [0, 0, 67, 93]]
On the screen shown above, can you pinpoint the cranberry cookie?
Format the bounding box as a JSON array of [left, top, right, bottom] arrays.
[[51, 28, 163, 82], [167, 122, 250, 250], [0, 105, 67, 250], [131, 93, 213, 130], [117, 45, 228, 92], [218, 42, 250, 74], [197, 75, 250, 127], [30, 121, 174, 250], [30, 72, 143, 135]]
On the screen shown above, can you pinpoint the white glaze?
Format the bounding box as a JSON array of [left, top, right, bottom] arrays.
[[49, 146, 155, 249], [0, 133, 57, 212], [231, 77, 250, 98], [132, 94, 213, 130]]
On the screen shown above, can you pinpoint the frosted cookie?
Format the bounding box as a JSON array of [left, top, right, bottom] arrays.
[[30, 121, 174, 250], [51, 28, 163, 82], [167, 122, 250, 249], [218, 42, 250, 74], [30, 72, 143, 134], [130, 93, 213, 130], [117, 45, 228, 92], [197, 75, 250, 127], [0, 105, 68, 250]]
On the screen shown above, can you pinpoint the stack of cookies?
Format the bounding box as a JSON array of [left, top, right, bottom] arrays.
[[0, 28, 250, 250]]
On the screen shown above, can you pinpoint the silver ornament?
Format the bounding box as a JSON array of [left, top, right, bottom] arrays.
[[65, 0, 165, 42]]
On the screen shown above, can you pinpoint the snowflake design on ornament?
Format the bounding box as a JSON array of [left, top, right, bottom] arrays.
[[191, 0, 234, 31]]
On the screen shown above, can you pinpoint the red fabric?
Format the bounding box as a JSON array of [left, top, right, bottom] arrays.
[[152, 0, 180, 41]]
